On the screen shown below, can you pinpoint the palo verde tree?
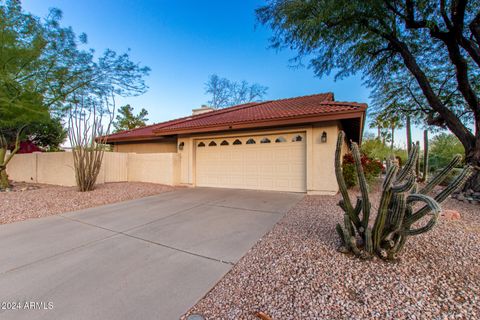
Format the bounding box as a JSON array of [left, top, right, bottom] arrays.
[[0, 1, 149, 190], [257, 0, 480, 191]]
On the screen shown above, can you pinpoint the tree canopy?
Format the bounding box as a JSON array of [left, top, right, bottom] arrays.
[[114, 104, 149, 132], [0, 0, 150, 189], [257, 0, 480, 190], [430, 133, 465, 170], [0, 0, 150, 130], [205, 74, 268, 108]]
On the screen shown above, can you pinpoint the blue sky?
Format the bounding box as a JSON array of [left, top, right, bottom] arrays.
[[22, 0, 419, 146]]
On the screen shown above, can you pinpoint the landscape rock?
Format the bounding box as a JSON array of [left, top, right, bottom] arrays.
[[183, 190, 480, 319], [441, 209, 461, 220]]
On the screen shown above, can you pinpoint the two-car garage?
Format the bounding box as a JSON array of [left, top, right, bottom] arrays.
[[105, 93, 367, 195], [195, 132, 306, 192]]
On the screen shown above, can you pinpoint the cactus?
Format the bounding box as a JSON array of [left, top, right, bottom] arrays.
[[334, 131, 472, 260], [406, 115, 412, 155], [420, 130, 429, 182]]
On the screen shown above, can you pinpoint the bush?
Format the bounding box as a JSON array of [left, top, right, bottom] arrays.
[[342, 153, 383, 188], [361, 138, 408, 165], [342, 162, 357, 188], [429, 133, 465, 172]]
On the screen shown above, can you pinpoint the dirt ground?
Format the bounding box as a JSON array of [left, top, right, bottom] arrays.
[[0, 181, 175, 224]]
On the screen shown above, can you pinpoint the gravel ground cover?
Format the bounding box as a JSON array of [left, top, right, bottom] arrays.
[[0, 182, 174, 225], [184, 192, 480, 319]]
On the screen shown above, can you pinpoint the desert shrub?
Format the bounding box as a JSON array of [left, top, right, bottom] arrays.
[[342, 162, 357, 188], [429, 133, 465, 172], [361, 138, 408, 165], [342, 153, 383, 188]]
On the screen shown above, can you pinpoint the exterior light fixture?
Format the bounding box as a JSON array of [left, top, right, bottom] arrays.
[[178, 142, 185, 151], [321, 131, 327, 143]]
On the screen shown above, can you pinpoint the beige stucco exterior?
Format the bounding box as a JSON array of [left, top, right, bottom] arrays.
[[176, 121, 343, 195], [8, 120, 350, 194], [113, 140, 177, 153], [7, 151, 180, 187]]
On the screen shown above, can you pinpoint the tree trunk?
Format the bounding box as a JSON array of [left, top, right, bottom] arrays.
[[0, 148, 9, 190], [463, 140, 480, 192]]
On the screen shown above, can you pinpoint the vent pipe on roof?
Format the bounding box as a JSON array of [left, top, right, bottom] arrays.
[[192, 105, 215, 115]]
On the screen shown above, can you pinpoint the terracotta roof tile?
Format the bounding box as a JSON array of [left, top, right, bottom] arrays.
[[105, 93, 366, 142]]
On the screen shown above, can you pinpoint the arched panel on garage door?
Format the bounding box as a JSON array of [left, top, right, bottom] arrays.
[[195, 133, 306, 192]]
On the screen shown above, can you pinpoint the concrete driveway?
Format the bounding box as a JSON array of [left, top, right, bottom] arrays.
[[0, 188, 303, 320]]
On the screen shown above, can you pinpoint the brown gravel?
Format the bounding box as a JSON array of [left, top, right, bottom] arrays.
[[184, 192, 480, 319], [0, 182, 174, 225]]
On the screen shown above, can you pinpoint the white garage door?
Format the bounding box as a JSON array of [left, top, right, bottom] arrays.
[[195, 133, 306, 192]]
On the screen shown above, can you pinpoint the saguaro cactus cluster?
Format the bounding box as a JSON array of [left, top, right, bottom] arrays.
[[334, 131, 472, 260]]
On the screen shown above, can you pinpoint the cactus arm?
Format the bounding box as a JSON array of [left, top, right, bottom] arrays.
[[365, 228, 373, 255], [342, 214, 360, 255], [336, 223, 346, 246], [351, 142, 371, 230], [397, 143, 419, 181], [421, 130, 429, 182], [403, 194, 441, 227], [385, 193, 406, 236], [372, 164, 398, 250], [413, 166, 473, 219], [418, 155, 462, 195], [334, 131, 361, 228], [353, 197, 363, 217], [391, 173, 416, 193], [415, 141, 421, 178], [432, 166, 473, 203]]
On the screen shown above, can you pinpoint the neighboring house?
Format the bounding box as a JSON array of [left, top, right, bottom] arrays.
[[17, 140, 43, 154], [104, 93, 366, 194]]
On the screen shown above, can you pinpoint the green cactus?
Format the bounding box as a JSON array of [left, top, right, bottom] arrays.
[[334, 131, 472, 260], [421, 130, 429, 182]]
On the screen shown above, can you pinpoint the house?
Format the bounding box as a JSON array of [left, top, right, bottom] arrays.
[[104, 93, 366, 194], [17, 140, 43, 154]]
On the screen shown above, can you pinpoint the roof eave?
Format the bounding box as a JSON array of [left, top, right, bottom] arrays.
[[104, 135, 174, 143], [153, 110, 365, 136]]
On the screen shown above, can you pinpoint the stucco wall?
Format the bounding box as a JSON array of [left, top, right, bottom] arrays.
[[36, 152, 77, 186], [6, 153, 38, 183], [7, 151, 180, 187], [8, 122, 347, 194], [113, 141, 177, 153], [178, 137, 193, 185], [180, 123, 341, 195], [128, 153, 180, 185], [309, 122, 340, 195]]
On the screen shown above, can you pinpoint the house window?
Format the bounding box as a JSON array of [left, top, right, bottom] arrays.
[[260, 138, 271, 144], [220, 140, 229, 146], [233, 139, 242, 145], [197, 142, 205, 147], [292, 135, 303, 142], [208, 141, 217, 146], [275, 136, 286, 143], [246, 138, 256, 144], [178, 142, 185, 150]]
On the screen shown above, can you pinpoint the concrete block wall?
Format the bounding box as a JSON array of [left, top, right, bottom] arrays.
[[7, 151, 180, 187]]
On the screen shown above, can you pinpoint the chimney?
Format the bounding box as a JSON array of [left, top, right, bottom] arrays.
[[192, 105, 215, 115]]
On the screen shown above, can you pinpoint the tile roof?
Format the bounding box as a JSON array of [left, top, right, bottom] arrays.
[[105, 93, 366, 142]]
